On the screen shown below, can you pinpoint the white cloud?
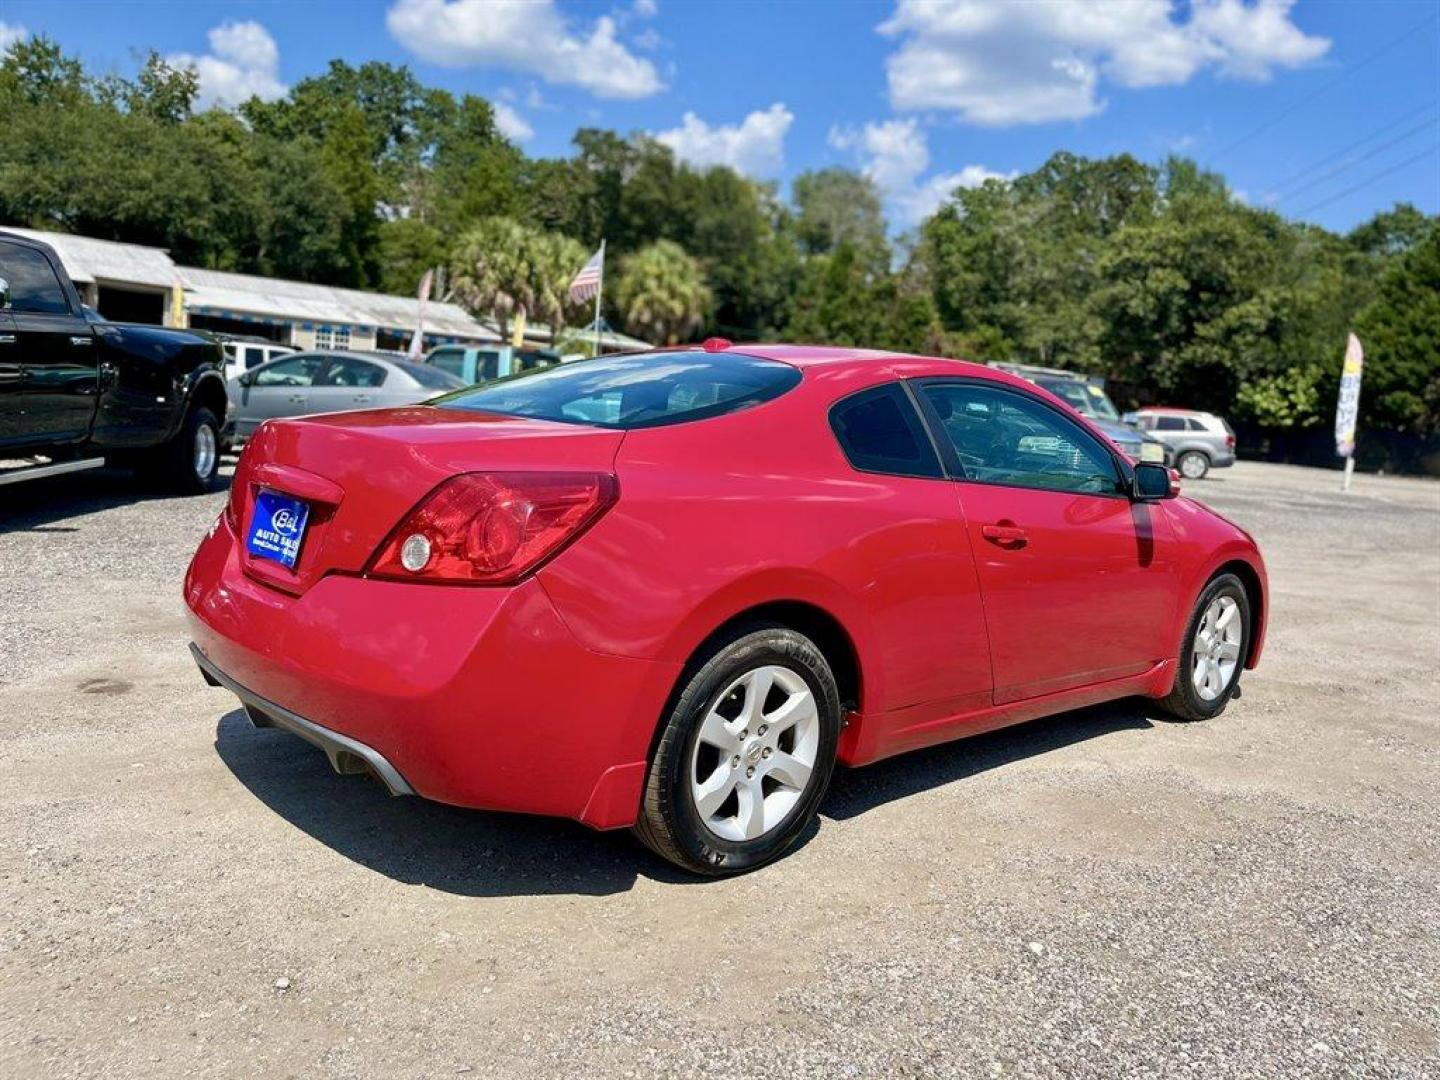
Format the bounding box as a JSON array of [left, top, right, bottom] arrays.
[[387, 0, 662, 100], [0, 21, 27, 52], [633, 0, 659, 16], [492, 101, 533, 142], [656, 103, 794, 177], [879, 0, 1330, 126], [167, 21, 286, 110], [830, 119, 1013, 225]]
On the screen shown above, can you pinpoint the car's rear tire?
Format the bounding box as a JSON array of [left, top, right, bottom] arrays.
[[1156, 572, 1251, 722], [1177, 449, 1210, 480], [141, 405, 221, 494], [634, 625, 841, 876]]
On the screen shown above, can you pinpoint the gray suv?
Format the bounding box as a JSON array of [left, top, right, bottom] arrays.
[[1125, 408, 1237, 479]]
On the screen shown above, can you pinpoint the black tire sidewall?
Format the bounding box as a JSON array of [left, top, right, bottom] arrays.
[[159, 406, 220, 494], [654, 629, 841, 875], [1172, 573, 1250, 719]]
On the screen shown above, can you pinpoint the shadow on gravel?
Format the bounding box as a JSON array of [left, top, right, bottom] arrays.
[[822, 698, 1154, 821], [215, 697, 1155, 895], [213, 710, 693, 897], [0, 466, 231, 533]]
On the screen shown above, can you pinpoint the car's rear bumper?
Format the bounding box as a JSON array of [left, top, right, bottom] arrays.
[[184, 519, 681, 828], [191, 642, 415, 795]]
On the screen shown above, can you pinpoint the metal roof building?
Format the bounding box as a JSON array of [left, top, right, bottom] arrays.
[[1, 226, 503, 351]]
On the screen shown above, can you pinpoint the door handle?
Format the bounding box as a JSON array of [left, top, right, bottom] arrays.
[[352, 394, 371, 404], [70, 336, 94, 346], [0, 334, 15, 345], [981, 523, 1028, 545], [288, 395, 307, 404]]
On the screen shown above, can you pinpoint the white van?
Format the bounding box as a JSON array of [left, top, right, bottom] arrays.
[[217, 336, 298, 382]]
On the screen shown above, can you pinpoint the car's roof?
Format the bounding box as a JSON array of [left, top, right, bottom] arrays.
[[1135, 406, 1213, 416], [668, 342, 994, 377]]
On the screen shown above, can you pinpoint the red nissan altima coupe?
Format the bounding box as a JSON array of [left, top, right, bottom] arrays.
[[186, 343, 1267, 875]]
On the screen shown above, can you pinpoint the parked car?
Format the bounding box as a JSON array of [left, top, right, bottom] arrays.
[[0, 231, 228, 492], [424, 343, 562, 385], [187, 343, 1268, 876], [215, 334, 298, 382], [1125, 407, 1237, 479], [225, 350, 465, 445], [987, 361, 1166, 464]]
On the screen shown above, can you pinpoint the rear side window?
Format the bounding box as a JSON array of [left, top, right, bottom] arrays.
[[1155, 416, 1185, 431], [829, 383, 942, 479], [397, 359, 465, 389], [435, 351, 801, 429]]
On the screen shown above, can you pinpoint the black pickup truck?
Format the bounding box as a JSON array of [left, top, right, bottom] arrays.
[[1, 231, 229, 493]]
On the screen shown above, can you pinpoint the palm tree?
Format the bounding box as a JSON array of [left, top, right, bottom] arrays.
[[615, 240, 711, 346], [449, 217, 538, 342], [532, 231, 590, 346]]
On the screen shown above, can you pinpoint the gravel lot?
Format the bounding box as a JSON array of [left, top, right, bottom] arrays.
[[2, 460, 1437, 1078]]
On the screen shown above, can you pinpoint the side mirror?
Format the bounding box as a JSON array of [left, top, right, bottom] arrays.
[[0, 277, 10, 310], [1132, 462, 1178, 501]]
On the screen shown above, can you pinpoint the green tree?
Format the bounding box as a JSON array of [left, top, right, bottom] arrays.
[[1353, 224, 1440, 433], [615, 240, 711, 345], [791, 167, 888, 262], [450, 217, 541, 341]]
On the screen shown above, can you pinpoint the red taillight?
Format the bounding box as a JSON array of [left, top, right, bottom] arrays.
[[367, 472, 617, 585], [1226, 434, 1236, 449]]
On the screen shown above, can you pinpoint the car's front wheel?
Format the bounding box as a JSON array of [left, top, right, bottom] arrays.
[[634, 626, 841, 875], [1157, 572, 1251, 721], [1177, 449, 1211, 480]]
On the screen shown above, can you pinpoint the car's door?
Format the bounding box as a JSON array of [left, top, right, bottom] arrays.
[[0, 238, 98, 446], [0, 309, 20, 443], [233, 353, 327, 437], [307, 355, 388, 414], [915, 379, 1178, 705]]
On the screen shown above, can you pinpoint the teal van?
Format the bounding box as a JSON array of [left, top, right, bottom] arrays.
[[424, 345, 561, 385]]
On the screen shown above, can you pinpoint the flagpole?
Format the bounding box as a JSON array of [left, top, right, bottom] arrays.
[[593, 240, 605, 358]]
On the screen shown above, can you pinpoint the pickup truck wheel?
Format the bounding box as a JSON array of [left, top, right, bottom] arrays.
[[147, 406, 221, 494]]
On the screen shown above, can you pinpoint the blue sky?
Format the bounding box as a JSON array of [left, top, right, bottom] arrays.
[[3, 1, 1436, 232]]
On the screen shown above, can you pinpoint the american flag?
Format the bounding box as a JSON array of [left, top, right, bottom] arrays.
[[568, 243, 605, 304]]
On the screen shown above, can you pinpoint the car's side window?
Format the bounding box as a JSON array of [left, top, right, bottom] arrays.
[[1155, 416, 1185, 431], [429, 350, 466, 379], [0, 242, 71, 315], [920, 382, 1123, 496], [318, 357, 387, 388], [829, 383, 943, 479], [254, 355, 326, 387]]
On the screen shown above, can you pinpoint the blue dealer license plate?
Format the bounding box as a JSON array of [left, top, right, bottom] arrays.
[[246, 489, 310, 569]]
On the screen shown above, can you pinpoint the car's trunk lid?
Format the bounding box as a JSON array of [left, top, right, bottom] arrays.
[[230, 406, 625, 596]]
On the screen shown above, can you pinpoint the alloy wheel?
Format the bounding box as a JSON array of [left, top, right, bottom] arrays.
[[194, 422, 218, 480], [689, 665, 820, 842], [1192, 595, 1242, 701], [1179, 452, 1208, 479]]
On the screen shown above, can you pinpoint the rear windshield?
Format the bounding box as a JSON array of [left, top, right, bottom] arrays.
[[397, 360, 466, 389], [432, 351, 801, 429]]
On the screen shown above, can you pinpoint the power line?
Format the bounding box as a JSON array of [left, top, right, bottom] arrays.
[[1277, 116, 1439, 203], [1293, 143, 1440, 217], [1209, 12, 1440, 164], [1269, 100, 1439, 197]]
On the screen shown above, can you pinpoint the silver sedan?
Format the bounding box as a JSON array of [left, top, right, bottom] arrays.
[[225, 351, 465, 444]]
